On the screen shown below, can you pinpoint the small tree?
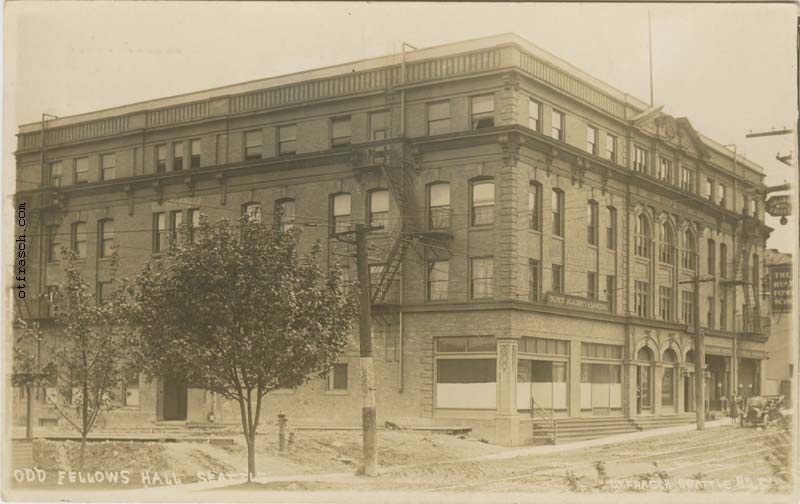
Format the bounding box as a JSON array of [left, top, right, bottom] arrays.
[[128, 215, 358, 480], [13, 249, 130, 468]]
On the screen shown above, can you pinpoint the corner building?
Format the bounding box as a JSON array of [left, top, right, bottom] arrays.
[[13, 34, 772, 444]]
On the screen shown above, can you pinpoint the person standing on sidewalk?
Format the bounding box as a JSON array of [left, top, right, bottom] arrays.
[[729, 395, 739, 426]]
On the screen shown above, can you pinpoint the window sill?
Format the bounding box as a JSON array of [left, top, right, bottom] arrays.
[[528, 228, 542, 235], [469, 224, 495, 230], [324, 390, 349, 396], [552, 235, 564, 241], [587, 244, 598, 250]]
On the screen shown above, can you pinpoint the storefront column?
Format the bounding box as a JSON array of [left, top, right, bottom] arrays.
[[653, 364, 664, 416], [758, 359, 767, 396], [676, 366, 686, 414], [624, 360, 637, 418], [495, 338, 520, 446], [569, 339, 581, 416]]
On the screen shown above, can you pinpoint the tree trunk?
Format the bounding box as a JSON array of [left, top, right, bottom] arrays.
[[78, 433, 87, 470], [246, 434, 256, 482]]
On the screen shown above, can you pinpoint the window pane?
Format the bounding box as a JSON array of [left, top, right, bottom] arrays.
[[429, 183, 450, 207], [467, 336, 496, 352], [471, 95, 494, 114], [437, 337, 467, 352], [429, 101, 450, 121], [332, 364, 348, 390]]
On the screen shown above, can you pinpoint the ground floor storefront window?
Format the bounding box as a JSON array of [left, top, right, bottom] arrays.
[[517, 337, 569, 412], [580, 342, 623, 415], [435, 336, 497, 409]]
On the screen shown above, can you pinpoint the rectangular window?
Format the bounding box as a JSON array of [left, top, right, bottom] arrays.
[[752, 254, 760, 299], [606, 206, 617, 250], [528, 99, 541, 132], [529, 259, 542, 302], [172, 142, 184, 171], [682, 291, 694, 325], [49, 161, 62, 187], [190, 139, 201, 169], [331, 117, 352, 147], [170, 210, 183, 245], [606, 275, 616, 313], [427, 101, 450, 135], [659, 286, 673, 321], [101, 153, 116, 181], [705, 178, 714, 200], [428, 183, 451, 230], [471, 257, 494, 299], [552, 264, 564, 294], [635, 281, 649, 318], [96, 281, 110, 305], [718, 183, 727, 206], [153, 212, 167, 253], [278, 124, 297, 155], [244, 130, 263, 160], [369, 110, 388, 141], [369, 190, 389, 229], [551, 110, 564, 140], [586, 125, 598, 155], [587, 271, 597, 300], [47, 225, 59, 262], [720, 291, 727, 330], [587, 201, 599, 245], [633, 145, 648, 174], [98, 220, 114, 258], [427, 260, 449, 301], [156, 144, 168, 173], [552, 189, 564, 237], [658, 157, 672, 183], [70, 222, 87, 257], [606, 134, 617, 162], [529, 182, 542, 231], [327, 363, 348, 391], [471, 180, 495, 226], [74, 157, 89, 184], [470, 95, 495, 130], [188, 209, 200, 243], [707, 239, 716, 275], [436, 358, 496, 410], [707, 296, 715, 328], [331, 193, 352, 234], [720, 243, 728, 278], [681, 165, 694, 192], [276, 199, 296, 230]]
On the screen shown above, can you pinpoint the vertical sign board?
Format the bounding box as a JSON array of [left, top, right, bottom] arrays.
[[770, 264, 792, 313]]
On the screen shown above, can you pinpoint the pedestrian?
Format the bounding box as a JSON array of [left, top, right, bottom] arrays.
[[729, 395, 739, 426]]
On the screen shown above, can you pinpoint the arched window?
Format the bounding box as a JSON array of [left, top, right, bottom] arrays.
[[682, 228, 697, 271], [428, 182, 451, 230], [70, 221, 87, 258], [471, 179, 494, 226], [528, 181, 542, 231], [637, 347, 654, 362], [636, 346, 654, 411], [659, 222, 675, 264], [662, 349, 677, 363], [685, 350, 695, 363], [662, 349, 678, 407], [635, 214, 651, 258]]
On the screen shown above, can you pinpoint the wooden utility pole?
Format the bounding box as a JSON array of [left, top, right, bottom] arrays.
[[681, 274, 714, 430], [354, 224, 378, 476]]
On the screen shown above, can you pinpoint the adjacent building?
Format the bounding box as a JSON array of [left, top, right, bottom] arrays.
[[764, 248, 794, 403], [12, 33, 773, 444]]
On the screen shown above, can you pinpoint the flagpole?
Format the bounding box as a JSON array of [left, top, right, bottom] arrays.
[[648, 10, 654, 106]]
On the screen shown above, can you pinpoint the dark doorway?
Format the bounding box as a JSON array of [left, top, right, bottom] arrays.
[[163, 379, 188, 421]]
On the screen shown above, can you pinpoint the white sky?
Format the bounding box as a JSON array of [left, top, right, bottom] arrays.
[[3, 1, 798, 252]]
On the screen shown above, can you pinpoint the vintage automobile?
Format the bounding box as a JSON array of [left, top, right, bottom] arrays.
[[742, 395, 784, 427]]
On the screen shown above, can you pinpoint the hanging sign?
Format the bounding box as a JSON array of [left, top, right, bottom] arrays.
[[766, 195, 791, 217]]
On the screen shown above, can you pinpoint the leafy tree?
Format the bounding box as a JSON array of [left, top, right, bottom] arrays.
[[13, 249, 130, 468], [128, 215, 358, 480]]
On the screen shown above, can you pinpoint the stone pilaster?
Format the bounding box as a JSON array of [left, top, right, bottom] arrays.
[[495, 338, 520, 446]]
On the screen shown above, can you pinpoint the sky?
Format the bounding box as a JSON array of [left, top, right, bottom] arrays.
[[4, 1, 798, 253]]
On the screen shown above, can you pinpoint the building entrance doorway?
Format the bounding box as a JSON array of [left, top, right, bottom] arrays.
[[636, 347, 654, 414], [163, 379, 188, 421], [706, 355, 728, 411]]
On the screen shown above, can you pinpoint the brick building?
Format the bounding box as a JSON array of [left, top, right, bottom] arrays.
[[13, 33, 773, 445], [764, 248, 794, 403]]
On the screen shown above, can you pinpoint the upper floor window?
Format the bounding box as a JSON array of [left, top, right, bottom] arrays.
[[242, 202, 262, 223], [101, 153, 116, 181], [470, 95, 495, 130], [369, 110, 388, 141], [707, 239, 716, 275], [471, 180, 495, 226], [659, 286, 673, 321], [49, 161, 62, 187], [587, 271, 598, 300], [427, 101, 450, 135], [586, 125, 598, 155], [633, 145, 648, 174], [680, 165, 694, 192], [275, 198, 296, 230], [74, 157, 89, 184], [705, 177, 714, 201], [606, 134, 617, 163], [153, 212, 167, 253], [244, 130, 263, 160], [427, 260, 449, 301], [658, 156, 672, 183], [552, 264, 564, 294], [368, 189, 389, 229], [752, 254, 760, 295], [70, 222, 87, 257], [682, 228, 697, 271], [170, 210, 183, 245], [278, 125, 297, 155], [330, 193, 351, 234], [529, 259, 542, 302], [172, 142, 184, 171], [634, 214, 651, 258], [587, 200, 599, 245], [190, 139, 201, 169], [428, 182, 451, 230], [682, 291, 694, 325], [529, 181, 542, 231], [98, 219, 114, 258], [156, 144, 168, 173], [47, 225, 59, 263], [528, 99, 541, 132], [551, 110, 564, 141], [552, 188, 564, 237], [470, 257, 494, 299], [749, 198, 757, 216], [659, 222, 675, 265], [720, 243, 728, 278], [188, 209, 201, 243], [634, 280, 650, 318], [331, 117, 352, 147], [606, 206, 617, 250], [718, 183, 727, 206]]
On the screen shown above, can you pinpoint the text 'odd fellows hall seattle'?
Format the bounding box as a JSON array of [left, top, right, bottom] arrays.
[[14, 34, 773, 445]]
